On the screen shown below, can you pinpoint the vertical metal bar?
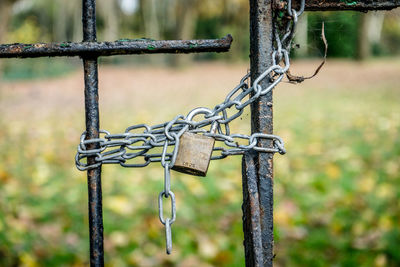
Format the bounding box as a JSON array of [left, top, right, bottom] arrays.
[[242, 0, 274, 266], [82, 0, 104, 266]]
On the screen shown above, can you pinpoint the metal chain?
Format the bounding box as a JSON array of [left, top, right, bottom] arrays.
[[158, 163, 176, 254], [75, 0, 305, 254], [74, 77, 287, 171]]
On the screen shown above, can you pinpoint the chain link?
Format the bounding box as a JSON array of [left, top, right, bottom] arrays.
[[75, 0, 304, 254], [158, 163, 176, 254]]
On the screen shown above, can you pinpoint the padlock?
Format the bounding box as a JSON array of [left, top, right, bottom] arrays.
[[172, 108, 217, 177]]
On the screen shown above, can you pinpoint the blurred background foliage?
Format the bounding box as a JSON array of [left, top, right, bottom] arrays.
[[0, 0, 399, 267], [1, 0, 400, 79]]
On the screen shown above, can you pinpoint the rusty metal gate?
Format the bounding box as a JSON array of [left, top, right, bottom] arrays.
[[1, 0, 399, 266]]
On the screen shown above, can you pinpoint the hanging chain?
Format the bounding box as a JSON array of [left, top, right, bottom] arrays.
[[75, 0, 305, 254], [158, 163, 176, 254]]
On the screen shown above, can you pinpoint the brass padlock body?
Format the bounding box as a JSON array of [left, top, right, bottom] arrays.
[[172, 132, 215, 176]]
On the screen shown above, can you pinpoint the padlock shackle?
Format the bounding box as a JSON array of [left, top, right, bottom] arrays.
[[186, 107, 219, 134], [186, 107, 213, 121]]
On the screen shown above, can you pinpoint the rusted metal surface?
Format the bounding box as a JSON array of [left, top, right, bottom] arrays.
[[242, 0, 275, 266], [82, 0, 104, 266], [242, 151, 265, 266], [274, 0, 400, 11], [84, 59, 104, 267], [0, 35, 232, 58]]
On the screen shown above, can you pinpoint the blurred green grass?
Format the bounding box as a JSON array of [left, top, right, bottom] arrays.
[[0, 60, 399, 267], [1, 58, 78, 81]]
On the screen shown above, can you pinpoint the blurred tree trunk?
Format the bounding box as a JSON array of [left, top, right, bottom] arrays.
[[53, 1, 82, 42], [172, 0, 199, 66], [367, 13, 384, 46], [141, 0, 160, 40], [72, 1, 82, 42], [295, 13, 308, 57], [53, 0, 68, 41], [357, 13, 372, 60], [99, 0, 119, 41], [141, 0, 163, 63], [176, 0, 198, 41], [357, 13, 370, 60], [357, 13, 385, 61], [164, 0, 177, 38], [0, 0, 16, 76], [0, 0, 15, 43]]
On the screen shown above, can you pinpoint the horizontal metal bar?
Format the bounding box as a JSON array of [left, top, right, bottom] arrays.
[[0, 35, 233, 58], [275, 0, 400, 11]]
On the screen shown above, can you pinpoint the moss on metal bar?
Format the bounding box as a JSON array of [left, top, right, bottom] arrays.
[[0, 35, 233, 59], [275, 0, 400, 11]]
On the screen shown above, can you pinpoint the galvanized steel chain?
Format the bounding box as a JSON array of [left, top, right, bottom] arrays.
[[75, 0, 304, 254], [158, 163, 175, 254]]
